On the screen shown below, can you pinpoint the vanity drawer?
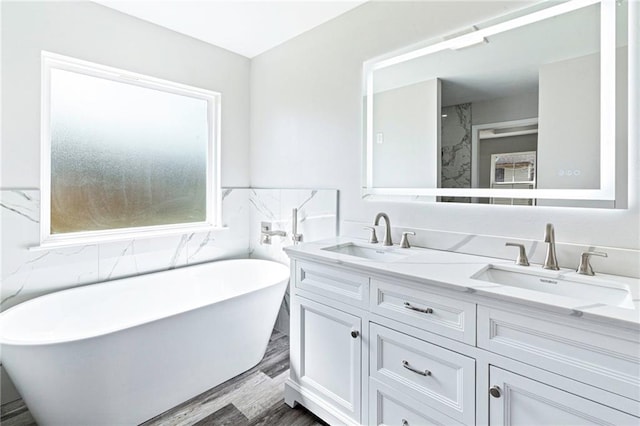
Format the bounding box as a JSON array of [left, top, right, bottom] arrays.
[[478, 306, 640, 401], [370, 279, 476, 344], [295, 261, 369, 308], [370, 323, 475, 425], [370, 378, 463, 426]]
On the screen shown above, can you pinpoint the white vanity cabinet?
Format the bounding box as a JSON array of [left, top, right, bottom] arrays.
[[488, 367, 639, 426], [289, 295, 362, 424], [286, 261, 369, 425], [478, 305, 640, 400], [284, 257, 640, 426]]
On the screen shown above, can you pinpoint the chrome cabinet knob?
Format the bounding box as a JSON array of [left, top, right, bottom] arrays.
[[351, 330, 360, 338], [489, 385, 502, 398]]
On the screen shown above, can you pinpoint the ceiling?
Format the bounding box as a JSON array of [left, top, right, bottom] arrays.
[[95, 1, 366, 58]]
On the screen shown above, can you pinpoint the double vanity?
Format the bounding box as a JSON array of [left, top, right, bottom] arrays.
[[283, 220, 640, 425]]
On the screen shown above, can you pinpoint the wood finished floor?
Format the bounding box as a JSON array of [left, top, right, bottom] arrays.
[[0, 330, 327, 426]]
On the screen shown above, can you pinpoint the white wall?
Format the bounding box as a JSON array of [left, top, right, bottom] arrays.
[[471, 91, 538, 126], [538, 53, 600, 190], [0, 1, 251, 405], [250, 0, 640, 250], [372, 79, 440, 188], [1, 1, 251, 188]]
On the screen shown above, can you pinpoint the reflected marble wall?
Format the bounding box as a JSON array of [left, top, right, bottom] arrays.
[[441, 103, 472, 203]]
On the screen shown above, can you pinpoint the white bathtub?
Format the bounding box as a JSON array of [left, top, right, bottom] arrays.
[[0, 259, 289, 425]]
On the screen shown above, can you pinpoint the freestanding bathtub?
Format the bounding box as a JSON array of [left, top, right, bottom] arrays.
[[0, 259, 289, 425]]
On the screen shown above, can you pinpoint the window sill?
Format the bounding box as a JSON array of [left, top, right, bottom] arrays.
[[29, 225, 227, 251]]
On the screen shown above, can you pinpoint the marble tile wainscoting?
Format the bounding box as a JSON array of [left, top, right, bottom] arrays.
[[1, 189, 251, 311], [341, 220, 640, 279], [246, 189, 338, 334], [0, 188, 338, 406]]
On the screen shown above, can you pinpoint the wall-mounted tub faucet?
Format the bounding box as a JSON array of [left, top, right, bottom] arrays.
[[374, 212, 393, 246], [291, 208, 303, 245], [261, 221, 287, 245], [543, 223, 559, 270]]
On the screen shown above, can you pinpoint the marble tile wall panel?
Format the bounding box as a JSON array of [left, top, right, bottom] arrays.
[[247, 189, 338, 334], [0, 187, 336, 325], [249, 189, 338, 263], [1, 190, 100, 310], [185, 189, 251, 266], [341, 220, 640, 278], [0, 188, 252, 311]]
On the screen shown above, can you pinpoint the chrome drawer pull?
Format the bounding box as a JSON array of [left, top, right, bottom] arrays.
[[402, 360, 431, 376], [404, 302, 433, 314]]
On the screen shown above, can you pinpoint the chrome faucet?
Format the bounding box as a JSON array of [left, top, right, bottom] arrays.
[[260, 221, 287, 245], [291, 208, 303, 244], [505, 242, 530, 266], [576, 251, 607, 276], [374, 212, 393, 246], [543, 223, 559, 270]]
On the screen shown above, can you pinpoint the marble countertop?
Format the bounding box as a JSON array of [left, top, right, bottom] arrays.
[[284, 237, 640, 329]]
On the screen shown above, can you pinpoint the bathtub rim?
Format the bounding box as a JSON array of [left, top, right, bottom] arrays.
[[0, 258, 290, 347]]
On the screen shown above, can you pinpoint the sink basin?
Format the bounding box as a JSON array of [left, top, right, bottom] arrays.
[[472, 265, 635, 309], [322, 242, 408, 262]]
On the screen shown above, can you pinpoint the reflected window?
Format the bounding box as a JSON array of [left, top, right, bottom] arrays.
[[490, 151, 536, 206], [491, 151, 536, 186], [42, 52, 220, 244]]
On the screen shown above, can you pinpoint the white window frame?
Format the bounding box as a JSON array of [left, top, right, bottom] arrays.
[[39, 51, 222, 249]]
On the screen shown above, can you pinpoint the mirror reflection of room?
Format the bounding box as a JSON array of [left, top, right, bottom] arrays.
[[367, 0, 628, 207], [434, 3, 600, 198]]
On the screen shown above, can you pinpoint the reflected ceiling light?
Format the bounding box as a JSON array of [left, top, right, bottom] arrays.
[[449, 33, 488, 50]]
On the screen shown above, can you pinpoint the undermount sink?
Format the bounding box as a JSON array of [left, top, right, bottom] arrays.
[[472, 265, 635, 309], [322, 242, 408, 262]]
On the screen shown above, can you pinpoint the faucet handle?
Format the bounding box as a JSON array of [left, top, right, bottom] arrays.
[[505, 243, 530, 266], [400, 232, 416, 249], [363, 226, 379, 244], [576, 251, 607, 276]]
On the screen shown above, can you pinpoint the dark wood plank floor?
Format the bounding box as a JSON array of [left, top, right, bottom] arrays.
[[0, 330, 327, 426]]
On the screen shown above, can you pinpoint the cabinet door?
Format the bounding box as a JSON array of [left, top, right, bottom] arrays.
[[291, 296, 361, 423], [488, 366, 639, 426]]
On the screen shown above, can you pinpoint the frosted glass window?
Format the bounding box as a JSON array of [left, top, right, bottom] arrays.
[[42, 53, 219, 242]]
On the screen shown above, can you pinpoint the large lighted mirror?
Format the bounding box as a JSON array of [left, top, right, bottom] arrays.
[[363, 0, 630, 208]]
